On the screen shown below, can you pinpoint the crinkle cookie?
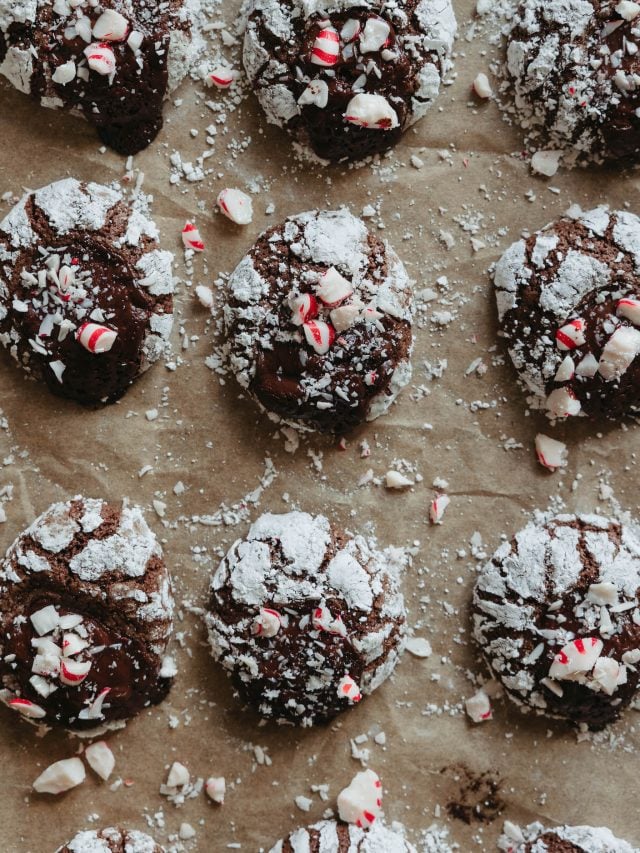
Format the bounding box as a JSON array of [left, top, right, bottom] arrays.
[[243, 0, 456, 163], [0, 178, 174, 405], [506, 0, 640, 163], [0, 497, 174, 732], [224, 209, 414, 433], [498, 820, 638, 853], [494, 205, 640, 421], [473, 512, 640, 730], [57, 827, 164, 853], [0, 0, 203, 154], [205, 511, 407, 726], [269, 819, 416, 853]]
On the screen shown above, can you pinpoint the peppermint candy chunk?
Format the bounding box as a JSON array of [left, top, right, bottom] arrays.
[[92, 10, 129, 42], [617, 297, 640, 326], [76, 322, 117, 354], [549, 637, 603, 680], [546, 387, 581, 418], [78, 687, 110, 721], [312, 605, 347, 637], [60, 659, 91, 686], [465, 689, 493, 723], [84, 43, 116, 76], [535, 434, 568, 471], [429, 494, 450, 524], [345, 93, 399, 130], [182, 222, 205, 252], [251, 607, 281, 638], [289, 293, 318, 326], [8, 697, 47, 719], [30, 605, 59, 636], [586, 582, 618, 606], [337, 674, 361, 703], [209, 66, 239, 89], [303, 320, 335, 355], [85, 741, 115, 781], [330, 304, 363, 333], [591, 656, 626, 695], [597, 326, 640, 380], [311, 25, 340, 67], [554, 355, 574, 382], [359, 18, 391, 54], [33, 757, 86, 794], [217, 188, 253, 225], [298, 79, 329, 109], [62, 633, 88, 657], [555, 318, 586, 351], [575, 352, 599, 378], [316, 267, 353, 306], [616, 1, 640, 21], [473, 72, 493, 99], [337, 769, 382, 828], [341, 19, 361, 43], [205, 776, 226, 804], [167, 762, 190, 788], [52, 61, 76, 86]]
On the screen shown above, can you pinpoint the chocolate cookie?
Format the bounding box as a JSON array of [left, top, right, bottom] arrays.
[[269, 819, 416, 853], [0, 497, 174, 732], [0, 1, 203, 155], [243, 0, 456, 163], [0, 178, 174, 405], [494, 205, 640, 421], [205, 511, 407, 726], [499, 821, 637, 853], [473, 512, 640, 730], [506, 0, 640, 163], [57, 827, 164, 853], [224, 209, 414, 433]]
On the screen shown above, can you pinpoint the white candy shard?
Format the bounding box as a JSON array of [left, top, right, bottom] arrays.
[[84, 43, 116, 76], [195, 285, 214, 308], [531, 150, 562, 177], [312, 605, 347, 637], [575, 352, 599, 377], [465, 689, 493, 723], [62, 633, 88, 657], [78, 687, 110, 720], [337, 769, 383, 828], [315, 267, 353, 306], [598, 326, 640, 380], [33, 757, 86, 794], [217, 188, 253, 225], [251, 607, 281, 638], [554, 355, 575, 382], [8, 697, 47, 719], [405, 637, 432, 658], [535, 434, 568, 471], [546, 387, 582, 418], [385, 470, 413, 489], [32, 653, 61, 677], [92, 10, 129, 41], [166, 761, 190, 788], [473, 72, 493, 98], [587, 582, 618, 606], [341, 19, 361, 43], [330, 304, 363, 333], [159, 655, 178, 679], [205, 776, 226, 804], [30, 605, 59, 636], [344, 93, 399, 129], [549, 637, 603, 680], [429, 494, 450, 524], [616, 1, 640, 21], [85, 741, 115, 780], [52, 61, 76, 86], [617, 297, 640, 326], [591, 656, 626, 695], [359, 18, 391, 53], [298, 79, 329, 108]]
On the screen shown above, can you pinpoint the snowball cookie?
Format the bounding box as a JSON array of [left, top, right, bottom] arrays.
[[494, 205, 640, 422], [57, 827, 164, 853], [0, 178, 174, 405], [0, 1, 203, 155], [269, 819, 416, 853], [0, 497, 174, 732], [498, 820, 637, 853], [225, 209, 414, 433], [473, 512, 640, 730], [243, 0, 456, 163], [205, 511, 407, 726], [506, 0, 640, 163]]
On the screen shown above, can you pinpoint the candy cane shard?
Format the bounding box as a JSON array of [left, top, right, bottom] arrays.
[[76, 323, 118, 354], [206, 776, 226, 803], [251, 608, 281, 638], [85, 741, 115, 781], [617, 297, 640, 325], [337, 769, 383, 828], [337, 674, 361, 703], [217, 188, 253, 225], [546, 387, 582, 418], [92, 10, 129, 41], [555, 318, 586, 351], [303, 320, 335, 355], [289, 293, 319, 326], [597, 326, 640, 380], [535, 434, 568, 471], [429, 494, 450, 524], [209, 66, 239, 88], [316, 267, 353, 307], [359, 18, 391, 53], [311, 25, 340, 67], [84, 43, 116, 76], [182, 222, 205, 252], [78, 687, 111, 720], [312, 605, 347, 637], [33, 757, 86, 794], [548, 637, 603, 680], [465, 689, 493, 723], [298, 79, 329, 108], [344, 94, 399, 130], [8, 697, 47, 719]]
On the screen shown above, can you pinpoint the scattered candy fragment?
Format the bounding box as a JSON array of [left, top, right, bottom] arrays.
[[591, 656, 626, 695], [555, 318, 586, 351], [316, 267, 353, 306], [337, 674, 361, 703], [345, 93, 399, 129], [597, 326, 640, 380], [337, 769, 382, 828], [586, 582, 618, 606], [298, 79, 329, 108], [546, 387, 582, 418], [575, 352, 598, 377], [531, 150, 562, 177], [549, 637, 603, 680], [205, 776, 226, 804], [209, 66, 239, 88], [405, 637, 432, 658], [30, 605, 59, 636], [33, 757, 86, 795], [84, 43, 116, 76], [330, 304, 362, 332], [85, 741, 115, 781], [429, 494, 450, 524], [617, 297, 640, 326], [92, 10, 129, 41], [465, 689, 493, 723], [311, 25, 340, 67], [8, 697, 46, 719], [166, 761, 190, 788], [554, 354, 574, 382], [616, 1, 640, 21], [78, 687, 110, 721], [217, 188, 253, 225], [52, 61, 76, 86], [76, 323, 117, 354], [182, 223, 205, 252], [303, 320, 335, 355], [251, 608, 281, 638], [385, 470, 413, 489], [359, 18, 391, 53], [195, 285, 214, 308], [312, 605, 347, 637], [289, 293, 319, 326], [535, 434, 568, 471], [473, 72, 493, 98], [60, 659, 91, 686]]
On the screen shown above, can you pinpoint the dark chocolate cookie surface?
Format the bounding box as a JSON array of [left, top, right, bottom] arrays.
[[243, 0, 456, 163], [224, 209, 414, 433], [0, 497, 174, 732], [205, 511, 407, 726], [473, 512, 640, 730], [498, 820, 637, 853], [57, 827, 164, 853], [269, 819, 416, 853], [0, 0, 202, 154], [0, 178, 174, 405]]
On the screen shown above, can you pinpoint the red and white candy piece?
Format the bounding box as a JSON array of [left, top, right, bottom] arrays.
[[359, 17, 391, 53], [554, 355, 575, 383], [303, 320, 335, 355], [32, 653, 61, 678], [429, 493, 450, 525], [52, 61, 76, 86], [549, 637, 603, 680], [341, 19, 361, 43], [289, 293, 319, 326], [251, 608, 281, 638], [312, 605, 347, 638], [337, 769, 382, 828], [546, 386, 581, 418], [555, 318, 586, 351], [298, 79, 329, 109], [62, 633, 88, 657], [465, 689, 493, 723], [217, 188, 253, 225], [205, 776, 226, 804], [209, 66, 239, 88], [617, 297, 640, 326], [182, 222, 205, 252], [85, 740, 115, 781], [60, 659, 91, 686], [8, 697, 46, 719], [592, 656, 626, 695], [92, 10, 129, 41], [597, 325, 640, 380], [84, 43, 116, 76], [311, 25, 340, 67], [535, 434, 568, 472], [58, 265, 75, 291], [78, 687, 110, 721], [316, 267, 353, 307], [345, 93, 399, 129], [337, 674, 361, 703], [33, 757, 86, 795], [76, 322, 117, 354]]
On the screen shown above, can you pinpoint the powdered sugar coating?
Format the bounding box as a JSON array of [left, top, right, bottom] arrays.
[[473, 512, 640, 728], [225, 209, 414, 433], [493, 206, 640, 419], [499, 820, 637, 853], [58, 826, 163, 853], [269, 818, 416, 853], [205, 511, 407, 725]]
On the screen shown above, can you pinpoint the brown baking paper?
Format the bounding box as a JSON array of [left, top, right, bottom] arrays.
[[0, 0, 639, 850]]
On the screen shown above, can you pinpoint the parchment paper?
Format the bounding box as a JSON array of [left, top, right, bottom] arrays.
[[0, 1, 639, 850]]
